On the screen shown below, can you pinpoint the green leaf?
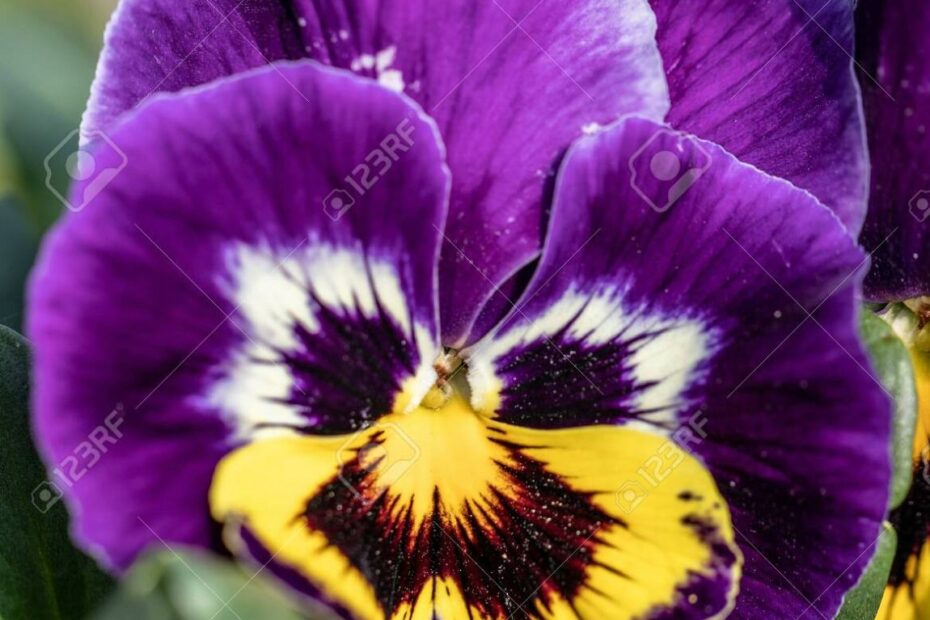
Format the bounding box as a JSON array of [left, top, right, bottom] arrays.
[[836, 521, 896, 620], [860, 309, 918, 508], [0, 325, 114, 619], [0, 195, 38, 331], [93, 549, 323, 620]]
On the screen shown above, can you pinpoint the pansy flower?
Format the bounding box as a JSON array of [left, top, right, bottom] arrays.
[[29, 2, 890, 619]]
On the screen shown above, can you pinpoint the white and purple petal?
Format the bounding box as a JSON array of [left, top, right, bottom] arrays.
[[362, 0, 670, 345], [650, 0, 869, 232], [29, 61, 449, 569], [83, 0, 670, 345], [466, 117, 890, 619]]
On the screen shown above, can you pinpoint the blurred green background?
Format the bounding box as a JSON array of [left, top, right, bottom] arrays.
[[0, 0, 115, 331]]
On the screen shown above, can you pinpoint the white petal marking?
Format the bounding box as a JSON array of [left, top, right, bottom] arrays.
[[464, 284, 717, 432], [204, 242, 435, 439]]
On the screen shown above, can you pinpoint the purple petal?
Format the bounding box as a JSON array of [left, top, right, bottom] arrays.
[[857, 0, 930, 300], [650, 0, 869, 232], [82, 0, 307, 142], [383, 0, 669, 345], [466, 117, 890, 619], [84, 0, 670, 346], [28, 62, 448, 570]]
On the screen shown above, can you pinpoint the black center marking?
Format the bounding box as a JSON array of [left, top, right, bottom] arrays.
[[303, 435, 624, 619]]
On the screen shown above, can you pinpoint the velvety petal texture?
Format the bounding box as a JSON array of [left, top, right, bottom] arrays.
[[465, 117, 890, 619], [348, 0, 670, 345], [81, 0, 307, 142], [83, 0, 670, 345], [29, 61, 449, 570], [857, 0, 930, 300], [212, 394, 740, 619], [650, 0, 869, 232]]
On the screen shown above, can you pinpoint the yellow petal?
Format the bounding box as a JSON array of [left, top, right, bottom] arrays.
[[210, 394, 741, 619], [877, 539, 930, 620]]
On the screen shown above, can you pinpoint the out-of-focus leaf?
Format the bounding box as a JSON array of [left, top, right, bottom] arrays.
[[0, 126, 19, 197], [0, 195, 38, 331], [2, 0, 114, 45], [861, 309, 918, 508], [0, 325, 114, 619], [93, 549, 329, 620], [836, 521, 896, 620], [0, 3, 99, 232]]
